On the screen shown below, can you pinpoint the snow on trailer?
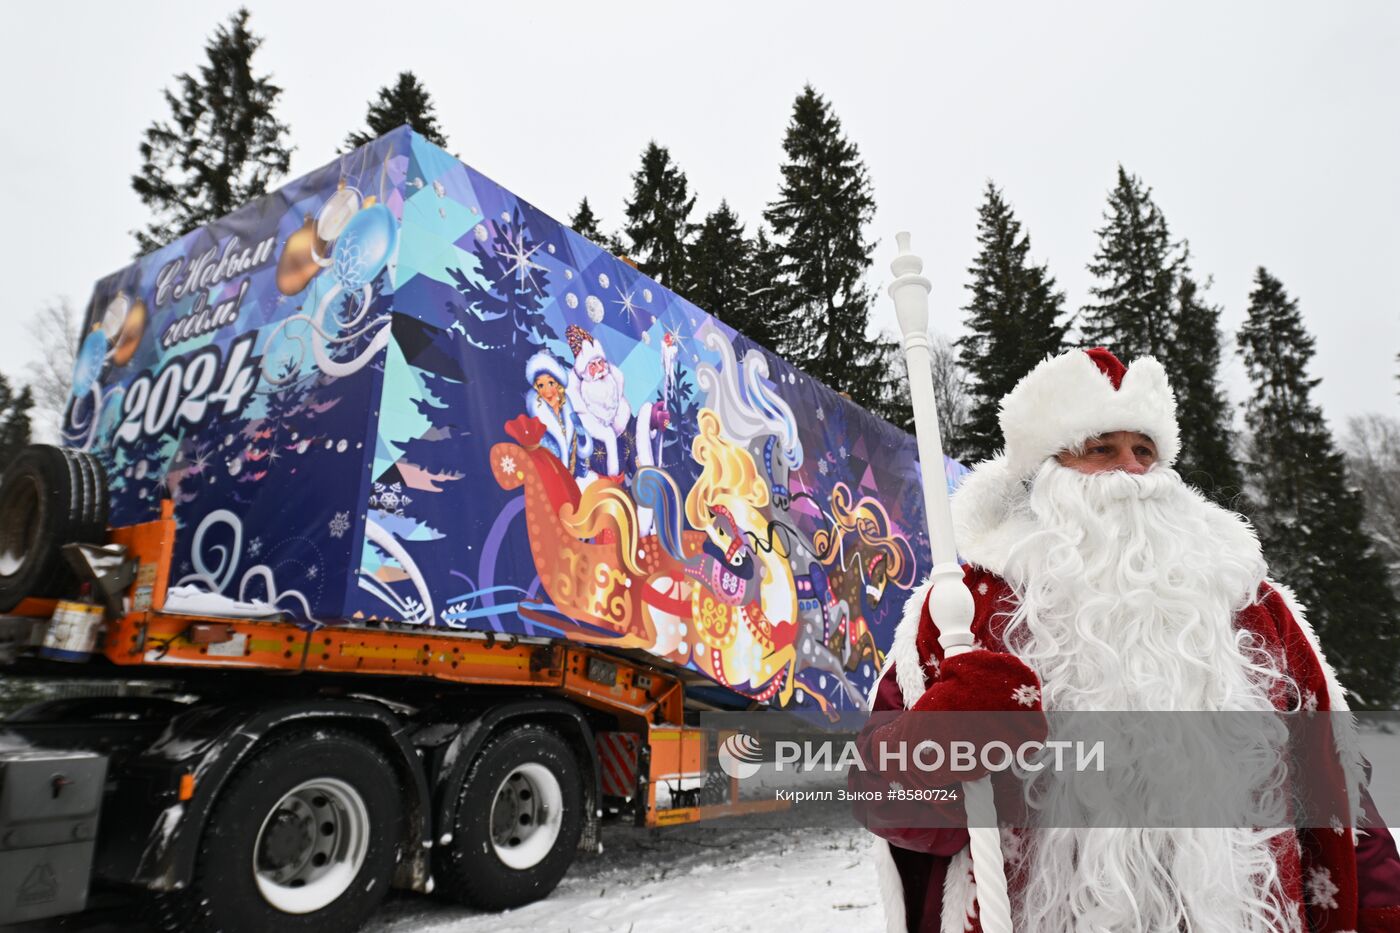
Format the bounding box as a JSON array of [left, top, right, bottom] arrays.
[[63, 124, 958, 715]]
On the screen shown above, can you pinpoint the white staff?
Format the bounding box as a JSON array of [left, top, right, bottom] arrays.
[[888, 232, 1013, 933]]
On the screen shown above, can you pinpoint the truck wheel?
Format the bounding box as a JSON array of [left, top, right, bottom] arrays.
[[0, 444, 106, 611], [152, 729, 403, 933], [436, 724, 583, 910]]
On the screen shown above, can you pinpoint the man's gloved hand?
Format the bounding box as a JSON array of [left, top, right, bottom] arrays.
[[906, 651, 1050, 783], [913, 651, 1045, 714]]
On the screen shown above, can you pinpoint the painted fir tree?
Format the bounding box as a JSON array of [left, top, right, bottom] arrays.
[[1168, 266, 1244, 505], [569, 197, 624, 256], [957, 182, 1067, 462], [623, 142, 697, 288], [1082, 167, 1182, 361], [1237, 268, 1400, 707], [447, 207, 555, 348], [344, 71, 448, 150], [764, 86, 882, 408], [131, 8, 291, 254]]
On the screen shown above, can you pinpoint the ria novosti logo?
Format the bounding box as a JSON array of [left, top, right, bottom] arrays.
[[717, 731, 764, 779]]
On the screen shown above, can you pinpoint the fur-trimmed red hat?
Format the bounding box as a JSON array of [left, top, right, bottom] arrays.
[[997, 347, 1179, 477]]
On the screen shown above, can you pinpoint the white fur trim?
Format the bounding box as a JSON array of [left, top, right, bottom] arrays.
[[525, 349, 568, 385], [941, 845, 978, 933], [1268, 580, 1366, 827], [998, 350, 1180, 477], [871, 838, 909, 933], [890, 578, 935, 709], [949, 457, 1025, 579]]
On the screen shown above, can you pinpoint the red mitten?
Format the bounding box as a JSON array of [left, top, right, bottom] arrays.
[[913, 651, 1046, 714], [906, 651, 1049, 784]]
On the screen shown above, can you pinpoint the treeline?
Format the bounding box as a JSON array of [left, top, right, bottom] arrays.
[[3, 7, 1397, 705]]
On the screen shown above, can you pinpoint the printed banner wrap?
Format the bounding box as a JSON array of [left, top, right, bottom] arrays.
[[70, 126, 968, 713]]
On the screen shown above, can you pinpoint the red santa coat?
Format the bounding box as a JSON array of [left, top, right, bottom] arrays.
[[861, 566, 1400, 933]]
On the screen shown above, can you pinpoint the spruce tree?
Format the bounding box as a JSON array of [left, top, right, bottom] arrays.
[[131, 8, 292, 253], [764, 85, 881, 408], [0, 373, 33, 472], [745, 226, 793, 356], [569, 198, 624, 256], [1082, 166, 1181, 360], [623, 142, 697, 288], [345, 71, 448, 149], [686, 202, 772, 347], [1168, 267, 1244, 504], [871, 335, 916, 432], [957, 182, 1067, 462], [1237, 268, 1400, 707]]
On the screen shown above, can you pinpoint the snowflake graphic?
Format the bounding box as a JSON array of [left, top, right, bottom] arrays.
[[1305, 866, 1338, 910], [494, 227, 546, 292], [307, 565, 319, 580], [838, 445, 847, 458], [889, 781, 905, 794], [368, 481, 410, 516], [400, 597, 429, 625], [248, 537, 263, 557], [817, 460, 829, 476], [815, 407, 825, 421], [1012, 684, 1041, 707], [328, 511, 351, 539], [500, 454, 517, 474]]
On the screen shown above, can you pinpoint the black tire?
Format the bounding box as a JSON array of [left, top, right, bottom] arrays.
[[435, 724, 583, 910], [60, 446, 108, 543], [150, 729, 404, 933], [0, 444, 107, 611]]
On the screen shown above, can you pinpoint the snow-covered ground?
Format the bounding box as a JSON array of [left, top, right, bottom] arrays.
[[1358, 717, 1400, 828], [367, 804, 882, 933]]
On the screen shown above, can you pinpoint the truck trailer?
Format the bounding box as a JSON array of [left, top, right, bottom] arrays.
[[0, 126, 958, 931]]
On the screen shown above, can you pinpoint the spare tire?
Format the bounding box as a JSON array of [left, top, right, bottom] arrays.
[[0, 444, 109, 611]]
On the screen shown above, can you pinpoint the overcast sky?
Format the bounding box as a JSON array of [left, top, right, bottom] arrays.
[[2, 1, 1396, 432]]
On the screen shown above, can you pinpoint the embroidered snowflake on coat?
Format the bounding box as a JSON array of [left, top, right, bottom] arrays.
[[1000, 827, 1027, 867], [977, 581, 989, 595], [1012, 684, 1041, 707], [1305, 866, 1339, 910], [1302, 689, 1319, 712], [1329, 815, 1345, 836]]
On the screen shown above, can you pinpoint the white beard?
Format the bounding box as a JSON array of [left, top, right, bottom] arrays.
[[998, 462, 1302, 933], [577, 367, 623, 429]]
